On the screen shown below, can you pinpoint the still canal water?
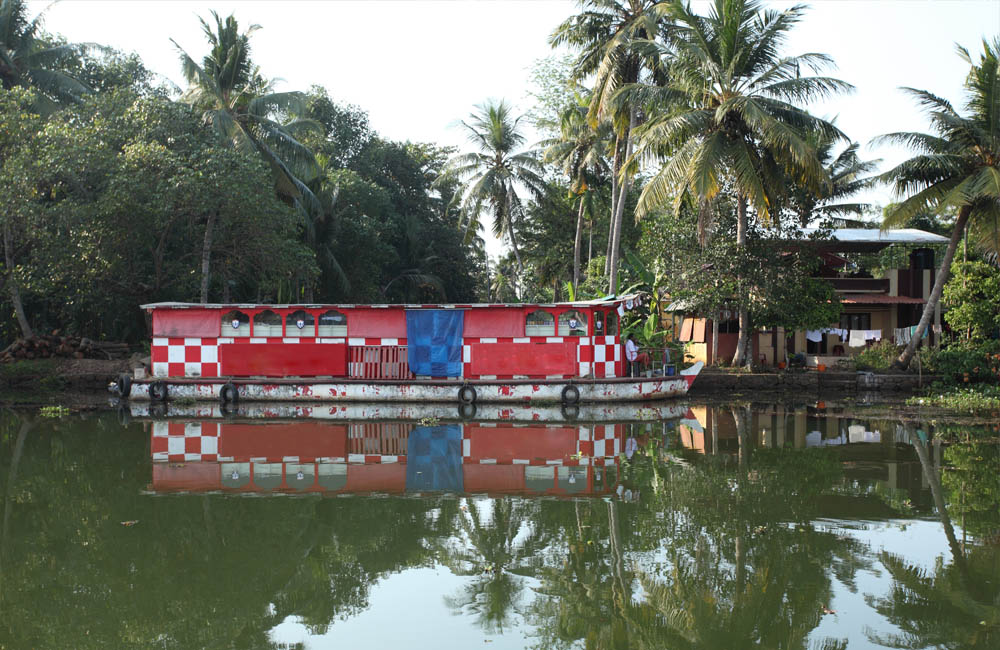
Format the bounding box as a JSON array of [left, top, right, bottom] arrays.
[[1, 402, 997, 649]]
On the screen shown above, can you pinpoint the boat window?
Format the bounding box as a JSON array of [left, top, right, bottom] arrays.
[[606, 309, 618, 337], [593, 311, 604, 335], [221, 310, 250, 337], [525, 310, 555, 337], [285, 310, 316, 337], [317, 310, 347, 337], [558, 310, 588, 336], [253, 310, 282, 337]]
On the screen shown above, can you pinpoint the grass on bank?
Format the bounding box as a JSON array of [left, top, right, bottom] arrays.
[[907, 384, 1000, 413]]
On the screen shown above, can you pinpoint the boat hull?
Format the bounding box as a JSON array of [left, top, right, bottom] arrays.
[[125, 363, 702, 404]]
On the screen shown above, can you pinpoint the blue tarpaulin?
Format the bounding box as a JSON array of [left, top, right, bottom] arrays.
[[406, 310, 464, 377], [406, 425, 463, 492]]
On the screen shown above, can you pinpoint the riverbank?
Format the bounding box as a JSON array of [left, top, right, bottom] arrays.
[[1, 359, 996, 426], [687, 366, 942, 395]]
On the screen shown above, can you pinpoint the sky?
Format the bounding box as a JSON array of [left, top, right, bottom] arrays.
[[29, 0, 1000, 255]]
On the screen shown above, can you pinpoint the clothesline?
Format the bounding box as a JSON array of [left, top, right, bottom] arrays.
[[805, 325, 938, 348], [805, 327, 881, 346]]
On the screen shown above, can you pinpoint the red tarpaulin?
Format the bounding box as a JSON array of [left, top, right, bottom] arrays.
[[218, 423, 348, 460]]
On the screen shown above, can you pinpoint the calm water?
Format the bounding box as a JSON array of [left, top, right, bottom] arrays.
[[0, 401, 997, 649]]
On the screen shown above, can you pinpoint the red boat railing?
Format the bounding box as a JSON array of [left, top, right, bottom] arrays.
[[349, 346, 414, 379]]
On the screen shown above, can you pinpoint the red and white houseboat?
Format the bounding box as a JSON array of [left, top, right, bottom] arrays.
[[124, 298, 702, 404]]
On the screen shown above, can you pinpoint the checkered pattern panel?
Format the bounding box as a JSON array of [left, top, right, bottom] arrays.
[[151, 338, 220, 378], [591, 336, 620, 378], [151, 421, 220, 462], [577, 423, 621, 459]]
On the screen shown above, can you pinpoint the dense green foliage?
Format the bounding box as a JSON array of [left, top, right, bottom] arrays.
[[0, 4, 484, 343], [0, 0, 995, 366]]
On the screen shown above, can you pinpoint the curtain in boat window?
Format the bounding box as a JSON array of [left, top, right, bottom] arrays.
[[405, 310, 465, 377]]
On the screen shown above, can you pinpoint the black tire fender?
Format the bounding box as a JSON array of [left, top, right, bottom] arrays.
[[458, 384, 477, 404], [149, 381, 168, 402], [457, 402, 478, 420], [116, 373, 132, 399], [560, 404, 580, 421], [220, 382, 239, 404], [561, 384, 580, 405]]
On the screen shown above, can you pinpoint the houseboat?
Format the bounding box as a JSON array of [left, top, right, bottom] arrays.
[[121, 298, 702, 404]]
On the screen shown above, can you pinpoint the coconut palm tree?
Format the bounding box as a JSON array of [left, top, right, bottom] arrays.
[[624, 0, 851, 365], [788, 135, 880, 227], [0, 0, 93, 339], [172, 11, 322, 302], [0, 0, 91, 112], [550, 0, 671, 294], [877, 37, 1000, 369], [542, 92, 612, 291], [443, 100, 546, 296]]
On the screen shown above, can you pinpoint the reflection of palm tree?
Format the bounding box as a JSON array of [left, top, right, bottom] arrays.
[[863, 428, 999, 648], [867, 548, 999, 648], [441, 499, 548, 633], [0, 416, 34, 605]]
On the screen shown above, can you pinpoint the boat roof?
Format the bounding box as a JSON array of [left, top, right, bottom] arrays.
[[141, 295, 639, 311]]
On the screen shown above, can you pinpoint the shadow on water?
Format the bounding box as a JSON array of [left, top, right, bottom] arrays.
[[0, 401, 996, 649]]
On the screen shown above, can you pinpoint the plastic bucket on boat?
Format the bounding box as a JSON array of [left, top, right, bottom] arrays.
[[664, 365, 676, 376]]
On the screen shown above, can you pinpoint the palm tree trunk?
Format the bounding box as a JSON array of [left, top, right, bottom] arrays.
[[199, 211, 218, 304], [608, 111, 636, 295], [573, 195, 586, 292], [606, 135, 622, 276], [893, 205, 970, 369], [507, 218, 524, 299], [3, 224, 33, 339], [732, 195, 749, 366]]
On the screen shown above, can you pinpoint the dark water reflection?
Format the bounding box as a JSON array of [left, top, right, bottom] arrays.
[[0, 403, 997, 649]]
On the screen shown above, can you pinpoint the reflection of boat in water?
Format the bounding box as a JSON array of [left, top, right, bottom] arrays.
[[127, 400, 691, 423], [142, 412, 670, 497]]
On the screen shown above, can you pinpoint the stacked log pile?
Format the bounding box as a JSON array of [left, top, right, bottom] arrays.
[[1, 332, 130, 362]]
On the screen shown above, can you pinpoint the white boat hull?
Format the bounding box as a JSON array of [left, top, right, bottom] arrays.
[[125, 363, 702, 404]]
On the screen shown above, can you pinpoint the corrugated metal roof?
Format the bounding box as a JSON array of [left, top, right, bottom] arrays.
[[799, 228, 949, 244]]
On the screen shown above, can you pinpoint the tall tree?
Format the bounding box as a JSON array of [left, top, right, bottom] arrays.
[[550, 0, 670, 294], [878, 37, 1000, 369], [542, 92, 612, 292], [626, 0, 851, 365], [787, 135, 879, 227], [172, 11, 322, 302], [0, 0, 92, 338], [443, 100, 546, 295]]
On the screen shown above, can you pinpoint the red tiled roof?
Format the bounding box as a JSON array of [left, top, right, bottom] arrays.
[[839, 293, 925, 304]]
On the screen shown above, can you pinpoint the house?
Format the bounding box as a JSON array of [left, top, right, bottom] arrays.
[[672, 228, 950, 367]]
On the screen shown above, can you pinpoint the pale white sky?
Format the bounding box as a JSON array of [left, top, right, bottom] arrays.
[[31, 0, 1000, 254]]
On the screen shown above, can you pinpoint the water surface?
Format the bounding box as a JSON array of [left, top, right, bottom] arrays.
[[0, 402, 996, 649]]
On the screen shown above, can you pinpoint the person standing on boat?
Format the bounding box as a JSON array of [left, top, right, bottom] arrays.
[[625, 334, 639, 377]]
